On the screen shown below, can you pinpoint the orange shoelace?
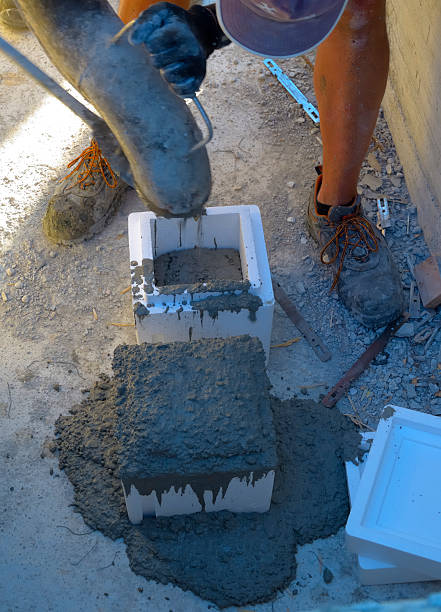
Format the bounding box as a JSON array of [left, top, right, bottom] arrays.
[[320, 215, 378, 292], [60, 138, 117, 190]]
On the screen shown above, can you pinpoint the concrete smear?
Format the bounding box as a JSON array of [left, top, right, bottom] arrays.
[[154, 247, 243, 286], [55, 377, 361, 608]]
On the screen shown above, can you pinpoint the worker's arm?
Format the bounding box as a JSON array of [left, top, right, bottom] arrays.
[[128, 2, 231, 96]]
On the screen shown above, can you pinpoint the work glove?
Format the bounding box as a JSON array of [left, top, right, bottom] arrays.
[[128, 2, 230, 97]]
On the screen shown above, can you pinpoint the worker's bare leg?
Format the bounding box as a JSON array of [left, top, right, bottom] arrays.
[[314, 0, 389, 206], [118, 0, 190, 24]]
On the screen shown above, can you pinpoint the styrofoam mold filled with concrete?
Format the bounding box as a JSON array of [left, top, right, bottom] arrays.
[[346, 431, 433, 585], [114, 336, 277, 524], [346, 405, 441, 580], [128, 206, 274, 361]]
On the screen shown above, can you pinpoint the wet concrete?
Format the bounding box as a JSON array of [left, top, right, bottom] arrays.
[[113, 337, 276, 481], [55, 363, 361, 608], [190, 293, 262, 321], [154, 247, 242, 287]]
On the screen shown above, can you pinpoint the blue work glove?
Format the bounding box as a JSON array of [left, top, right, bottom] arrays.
[[128, 2, 230, 97]]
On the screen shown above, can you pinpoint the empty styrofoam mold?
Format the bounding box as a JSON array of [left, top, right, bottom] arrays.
[[128, 206, 274, 360], [346, 431, 432, 585], [346, 405, 441, 580]]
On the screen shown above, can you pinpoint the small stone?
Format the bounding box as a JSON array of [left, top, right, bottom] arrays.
[[296, 281, 306, 295], [1, 290, 7, 302], [287, 217, 296, 224], [362, 173, 383, 191], [6, 268, 14, 277], [49, 251, 56, 258], [390, 175, 401, 188], [21, 295, 29, 303], [323, 567, 334, 584], [14, 280, 23, 289], [53, 383, 60, 392], [295, 117, 306, 123], [310, 127, 319, 135], [395, 322, 414, 338], [386, 164, 393, 175], [287, 181, 296, 188]]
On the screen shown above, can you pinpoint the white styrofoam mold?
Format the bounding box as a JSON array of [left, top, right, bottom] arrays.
[[123, 470, 275, 523], [346, 432, 432, 585], [346, 405, 441, 580], [128, 206, 274, 360]]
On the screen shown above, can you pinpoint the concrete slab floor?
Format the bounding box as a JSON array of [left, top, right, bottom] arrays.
[[1, 15, 441, 612]]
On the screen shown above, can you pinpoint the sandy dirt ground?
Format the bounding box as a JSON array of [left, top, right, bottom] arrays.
[[1, 15, 441, 612]]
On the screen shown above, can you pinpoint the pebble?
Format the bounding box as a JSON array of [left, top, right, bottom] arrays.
[[295, 117, 306, 123], [287, 181, 296, 188], [14, 280, 23, 289], [1, 290, 7, 302], [287, 217, 296, 224], [49, 251, 56, 258], [386, 164, 393, 175], [390, 176, 402, 188], [296, 281, 306, 295], [362, 173, 383, 191], [310, 127, 320, 135], [300, 236, 307, 245], [395, 322, 414, 338], [323, 567, 334, 584], [6, 268, 14, 277], [21, 295, 29, 304]]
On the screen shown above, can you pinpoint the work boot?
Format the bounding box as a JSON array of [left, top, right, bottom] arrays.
[[307, 168, 404, 328], [0, 0, 27, 30], [43, 139, 128, 245]]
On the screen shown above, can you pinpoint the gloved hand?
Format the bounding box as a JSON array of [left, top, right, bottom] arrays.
[[128, 2, 230, 97]]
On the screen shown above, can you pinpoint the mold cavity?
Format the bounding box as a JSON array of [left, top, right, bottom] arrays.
[[153, 247, 243, 287]]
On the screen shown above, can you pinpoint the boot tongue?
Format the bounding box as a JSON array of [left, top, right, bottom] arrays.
[[326, 196, 360, 224]]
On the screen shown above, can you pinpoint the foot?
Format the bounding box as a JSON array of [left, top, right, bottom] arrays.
[[43, 139, 128, 245], [0, 0, 27, 30], [307, 168, 404, 328]]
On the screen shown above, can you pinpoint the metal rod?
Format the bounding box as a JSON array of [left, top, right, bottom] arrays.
[[0, 35, 103, 130], [188, 95, 213, 153], [272, 278, 332, 362], [322, 315, 408, 408]]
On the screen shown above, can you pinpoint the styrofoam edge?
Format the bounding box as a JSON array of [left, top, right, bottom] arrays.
[[135, 304, 274, 362], [345, 432, 433, 585], [128, 213, 146, 266], [345, 534, 441, 580], [346, 405, 441, 580], [122, 470, 275, 523]]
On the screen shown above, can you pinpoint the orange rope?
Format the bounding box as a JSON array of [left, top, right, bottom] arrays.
[[60, 138, 117, 189], [320, 215, 378, 292]]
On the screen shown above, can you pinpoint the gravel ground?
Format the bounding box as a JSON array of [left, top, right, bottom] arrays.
[[1, 19, 441, 612]]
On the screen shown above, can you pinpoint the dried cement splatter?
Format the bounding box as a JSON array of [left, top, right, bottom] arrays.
[[55, 379, 361, 608]]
